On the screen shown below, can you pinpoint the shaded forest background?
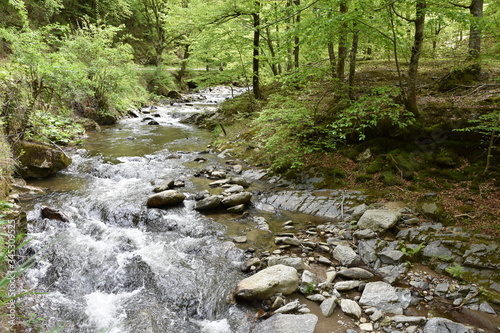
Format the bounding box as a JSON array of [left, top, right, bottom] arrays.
[[0, 0, 499, 235]]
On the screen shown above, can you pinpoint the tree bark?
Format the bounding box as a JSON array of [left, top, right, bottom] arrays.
[[294, 0, 300, 68], [406, 0, 426, 118], [348, 24, 359, 100], [468, 0, 483, 60], [252, 1, 262, 100], [328, 42, 336, 78], [336, 0, 348, 82]]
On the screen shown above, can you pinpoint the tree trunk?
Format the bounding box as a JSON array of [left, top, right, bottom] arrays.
[[348, 24, 359, 100], [252, 1, 262, 100], [336, 0, 348, 82], [328, 43, 336, 78], [294, 0, 300, 68], [265, 27, 279, 76], [406, 0, 426, 118], [468, 0, 483, 60]]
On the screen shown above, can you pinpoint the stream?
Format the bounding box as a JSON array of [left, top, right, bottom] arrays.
[[20, 87, 262, 333]]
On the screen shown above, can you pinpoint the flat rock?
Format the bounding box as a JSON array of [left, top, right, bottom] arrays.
[[390, 315, 426, 325], [358, 209, 400, 233], [153, 179, 174, 192], [338, 267, 374, 280], [233, 265, 298, 301], [252, 314, 318, 333], [423, 317, 475, 333], [334, 280, 363, 291]]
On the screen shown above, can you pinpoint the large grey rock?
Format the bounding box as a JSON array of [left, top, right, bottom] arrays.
[[252, 313, 318, 333], [359, 281, 404, 314], [194, 195, 221, 211], [146, 190, 185, 208], [423, 317, 475, 333], [234, 265, 298, 301], [377, 263, 409, 284], [340, 299, 362, 319], [390, 315, 426, 325], [221, 192, 252, 207], [14, 140, 72, 179], [379, 250, 405, 265], [358, 209, 401, 233], [268, 256, 307, 272], [338, 267, 374, 280], [332, 245, 359, 267]]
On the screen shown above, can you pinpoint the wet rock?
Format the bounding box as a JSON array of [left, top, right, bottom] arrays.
[[229, 177, 251, 188], [253, 216, 270, 231], [233, 236, 247, 243], [210, 170, 227, 179], [275, 237, 301, 247], [146, 190, 185, 208], [332, 245, 359, 267], [241, 258, 262, 273], [252, 313, 318, 333], [340, 299, 362, 319], [423, 317, 475, 333], [13, 141, 72, 179], [227, 204, 246, 213], [153, 179, 175, 192], [338, 267, 374, 280], [233, 265, 298, 301], [223, 185, 244, 194], [320, 296, 338, 317], [147, 120, 160, 125], [267, 256, 307, 272], [221, 192, 252, 207], [41, 206, 69, 222], [359, 281, 405, 314], [358, 210, 400, 233], [194, 195, 221, 211]]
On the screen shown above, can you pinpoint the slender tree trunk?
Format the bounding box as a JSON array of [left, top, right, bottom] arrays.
[[348, 24, 359, 100], [252, 1, 262, 100], [177, 44, 190, 85], [468, 0, 483, 60], [328, 42, 337, 78], [336, 0, 348, 81], [265, 27, 279, 76], [293, 0, 300, 68], [406, 0, 426, 118], [286, 0, 293, 72]]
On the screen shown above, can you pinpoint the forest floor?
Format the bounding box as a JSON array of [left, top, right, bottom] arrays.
[[208, 58, 500, 237]]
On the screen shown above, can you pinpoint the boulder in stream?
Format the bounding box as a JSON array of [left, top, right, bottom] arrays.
[[194, 195, 221, 211], [358, 209, 401, 233], [233, 264, 298, 301], [13, 141, 72, 179], [221, 192, 252, 207], [147, 190, 185, 208]]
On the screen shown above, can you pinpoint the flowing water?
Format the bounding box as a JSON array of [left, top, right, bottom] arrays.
[[20, 87, 260, 333]]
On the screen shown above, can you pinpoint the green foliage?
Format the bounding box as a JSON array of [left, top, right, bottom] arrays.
[[328, 86, 415, 142], [251, 91, 319, 170], [25, 111, 85, 145], [400, 242, 426, 259], [445, 262, 465, 278]]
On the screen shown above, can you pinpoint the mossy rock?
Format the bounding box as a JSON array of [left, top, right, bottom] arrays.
[[379, 172, 402, 186], [326, 168, 346, 179], [438, 64, 482, 92], [432, 148, 460, 168], [386, 149, 420, 180], [366, 156, 386, 174], [13, 141, 72, 179], [355, 174, 372, 183]]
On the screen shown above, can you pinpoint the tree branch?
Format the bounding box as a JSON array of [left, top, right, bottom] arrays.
[[448, 1, 471, 9], [390, 4, 415, 23]]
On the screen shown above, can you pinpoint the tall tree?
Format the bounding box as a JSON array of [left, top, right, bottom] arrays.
[[252, 0, 262, 99], [449, 0, 484, 60]]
